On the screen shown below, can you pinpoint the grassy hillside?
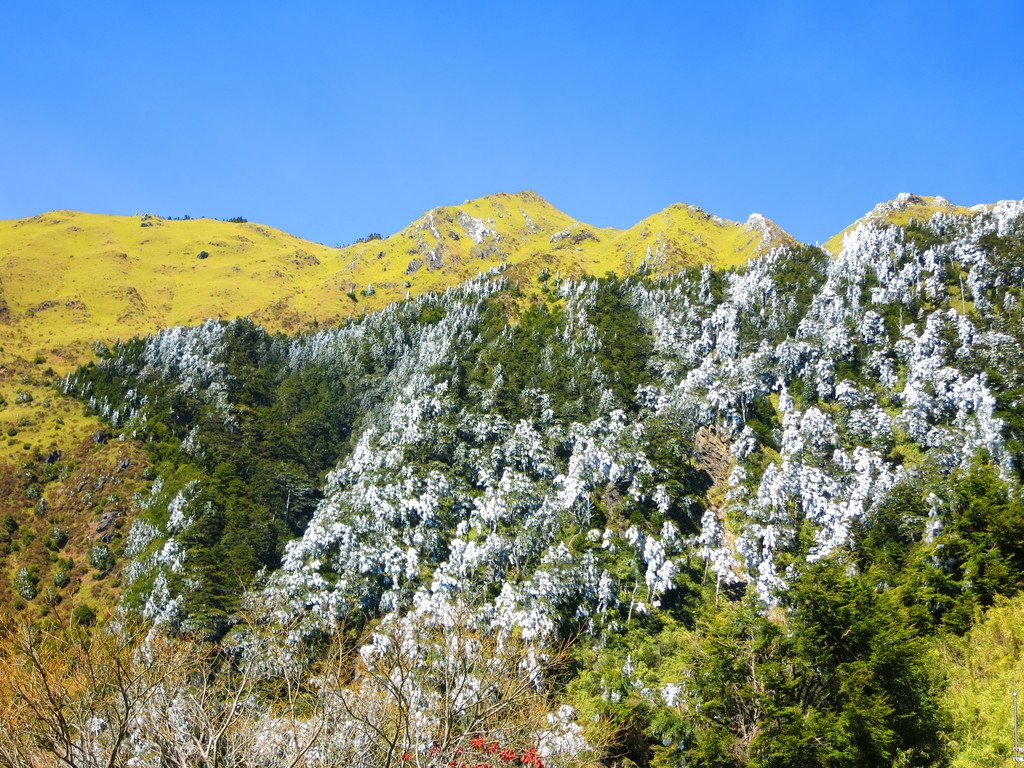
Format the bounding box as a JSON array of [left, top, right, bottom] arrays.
[[0, 193, 791, 368], [0, 210, 355, 365], [353, 192, 793, 288], [610, 204, 792, 271]]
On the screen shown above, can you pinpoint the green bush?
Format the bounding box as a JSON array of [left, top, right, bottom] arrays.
[[89, 543, 114, 573], [47, 526, 70, 550], [13, 567, 39, 600], [71, 604, 97, 626], [53, 559, 72, 588]]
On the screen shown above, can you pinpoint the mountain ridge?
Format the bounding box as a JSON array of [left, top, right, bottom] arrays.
[[0, 192, 793, 368], [0, 190, 804, 480], [0, 190, 1014, 377]]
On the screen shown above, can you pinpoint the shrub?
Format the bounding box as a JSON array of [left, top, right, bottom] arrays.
[[13, 567, 39, 600], [47, 526, 69, 550], [71, 604, 97, 626], [90, 543, 114, 573], [53, 560, 72, 587]]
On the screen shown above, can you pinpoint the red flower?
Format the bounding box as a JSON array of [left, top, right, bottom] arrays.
[[470, 736, 486, 750], [429, 746, 441, 757], [500, 748, 518, 763], [402, 751, 413, 762], [486, 742, 501, 754]]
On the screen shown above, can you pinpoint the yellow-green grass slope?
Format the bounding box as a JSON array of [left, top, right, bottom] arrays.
[[0, 210, 356, 366], [940, 595, 1024, 767], [0, 193, 792, 370]]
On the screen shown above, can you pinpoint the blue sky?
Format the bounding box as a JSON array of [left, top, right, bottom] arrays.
[[1, 1, 1021, 245]]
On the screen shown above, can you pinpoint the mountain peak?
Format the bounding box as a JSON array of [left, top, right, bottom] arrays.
[[868, 192, 959, 218], [823, 193, 979, 253], [432, 190, 560, 214]]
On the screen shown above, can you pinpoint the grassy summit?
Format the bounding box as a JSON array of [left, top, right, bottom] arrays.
[[0, 193, 791, 368]]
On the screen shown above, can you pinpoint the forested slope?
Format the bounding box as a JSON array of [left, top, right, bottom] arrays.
[[52, 198, 1024, 766]]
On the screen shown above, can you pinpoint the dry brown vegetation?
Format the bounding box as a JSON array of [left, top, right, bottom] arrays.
[[0, 606, 601, 768]]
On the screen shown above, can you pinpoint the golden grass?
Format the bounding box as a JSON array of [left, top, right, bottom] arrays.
[[0, 193, 791, 371]]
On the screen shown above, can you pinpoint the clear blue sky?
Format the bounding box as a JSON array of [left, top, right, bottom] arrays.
[[2, 1, 1022, 245]]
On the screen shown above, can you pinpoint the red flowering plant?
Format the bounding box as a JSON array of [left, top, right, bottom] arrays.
[[400, 734, 546, 768]]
